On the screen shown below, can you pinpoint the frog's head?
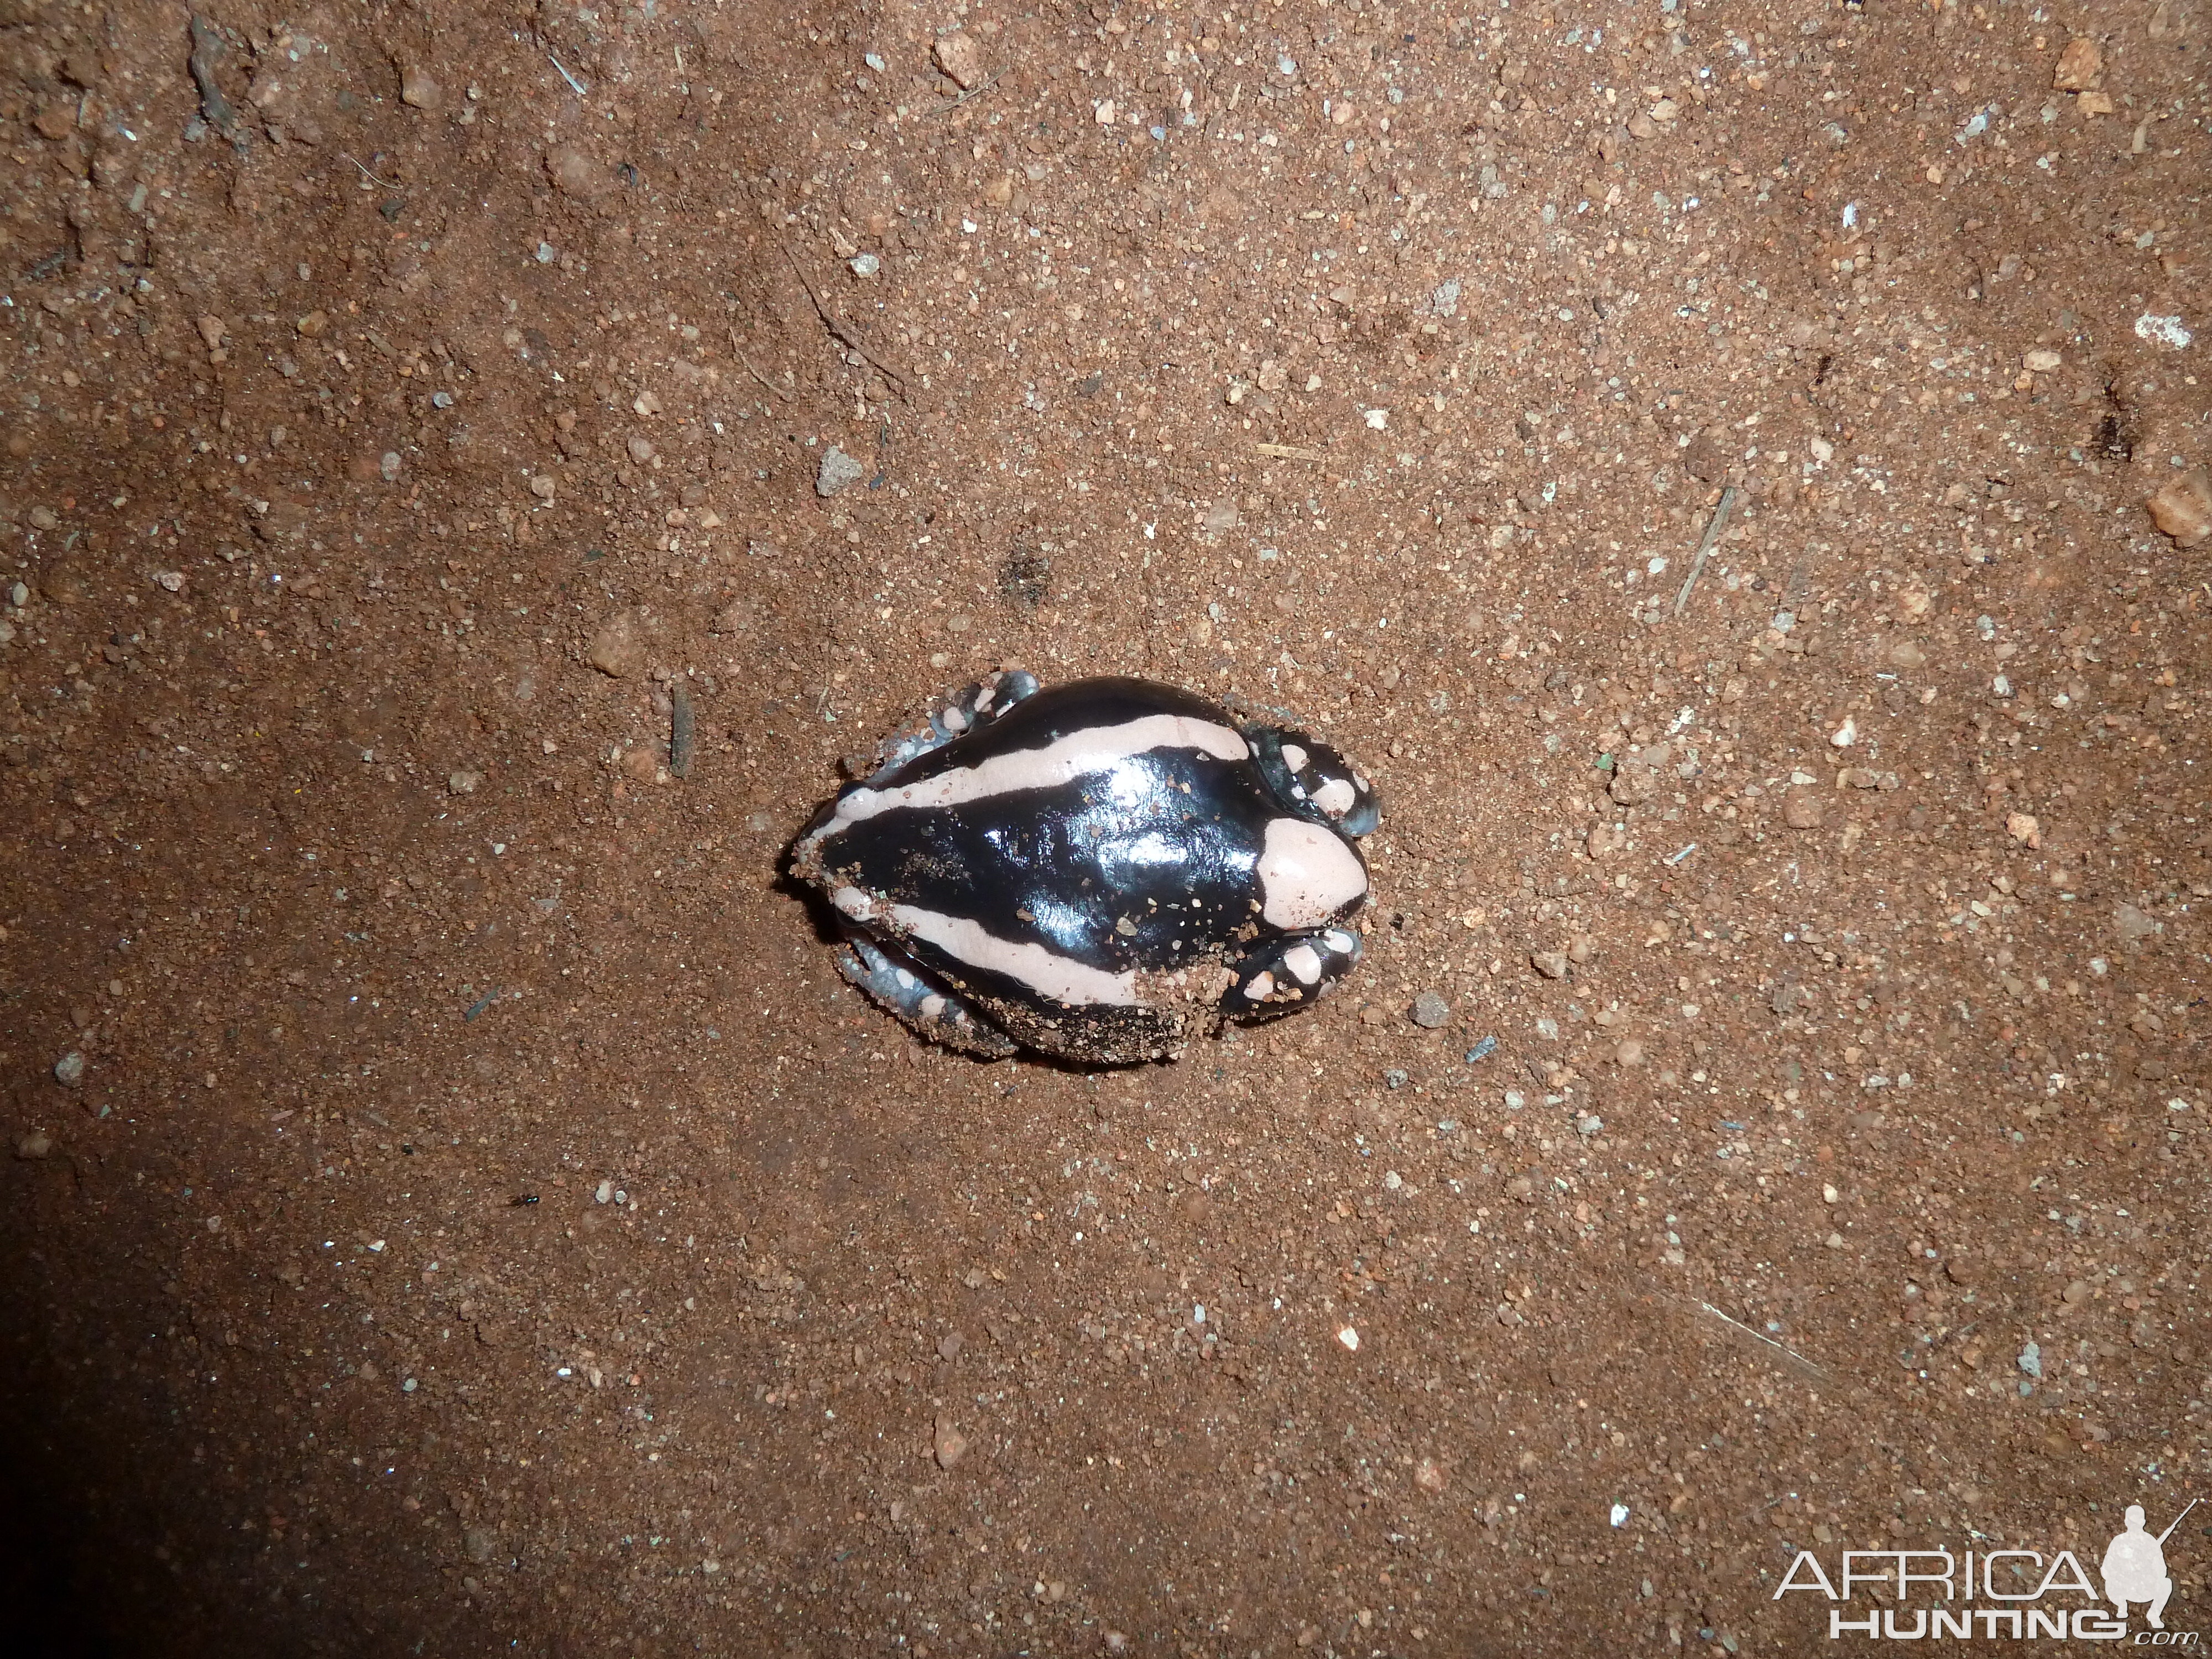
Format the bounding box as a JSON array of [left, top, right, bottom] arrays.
[[1250, 727, 1381, 838]]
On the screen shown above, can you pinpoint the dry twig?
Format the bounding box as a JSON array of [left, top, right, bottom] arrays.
[[781, 247, 910, 399], [730, 328, 790, 400], [921, 71, 1005, 117], [1673, 484, 1739, 617], [1679, 1295, 1834, 1388]]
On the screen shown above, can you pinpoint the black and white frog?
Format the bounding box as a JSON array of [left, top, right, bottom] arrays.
[[790, 671, 1380, 1064]]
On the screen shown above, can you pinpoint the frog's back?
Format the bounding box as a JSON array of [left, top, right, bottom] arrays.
[[884, 677, 1242, 790], [802, 678, 1284, 978]]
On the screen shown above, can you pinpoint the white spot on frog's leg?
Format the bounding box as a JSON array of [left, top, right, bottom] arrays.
[[919, 994, 946, 1018], [1256, 818, 1368, 930], [1311, 777, 1356, 818], [888, 904, 1141, 1006], [833, 886, 877, 921], [1283, 943, 1324, 984], [1243, 971, 1276, 1001], [940, 705, 969, 733], [1280, 743, 1310, 772], [1323, 928, 1357, 955], [822, 714, 1250, 830]]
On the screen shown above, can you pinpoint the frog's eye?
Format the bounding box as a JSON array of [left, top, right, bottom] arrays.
[[1253, 729, 1381, 837]]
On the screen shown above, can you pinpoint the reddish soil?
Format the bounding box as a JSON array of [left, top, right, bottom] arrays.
[[2, 1, 2208, 1654]]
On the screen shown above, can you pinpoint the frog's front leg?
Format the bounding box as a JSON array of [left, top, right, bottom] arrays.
[[837, 935, 1020, 1058], [860, 669, 1042, 785], [1225, 925, 1364, 1015]]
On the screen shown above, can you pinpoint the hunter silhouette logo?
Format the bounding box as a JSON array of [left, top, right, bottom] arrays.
[[2104, 1501, 2196, 1631], [1775, 1495, 2199, 1642]]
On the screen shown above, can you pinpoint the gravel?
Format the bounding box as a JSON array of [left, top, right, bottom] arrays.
[[816, 445, 866, 498]]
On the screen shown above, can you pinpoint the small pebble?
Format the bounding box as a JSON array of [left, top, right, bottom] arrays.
[[1613, 1038, 1645, 1067], [2112, 902, 2160, 945], [15, 1130, 53, 1160], [1414, 1457, 1447, 1494], [588, 612, 645, 678], [1410, 990, 1451, 1028], [2022, 348, 2062, 373], [400, 65, 444, 110], [2146, 468, 2211, 549], [2017, 1340, 2043, 1379], [1888, 639, 1927, 670], [448, 770, 482, 796], [933, 31, 985, 89], [379, 451, 402, 482], [1783, 794, 1823, 830], [816, 445, 865, 498], [53, 1050, 85, 1087], [1681, 433, 1729, 483], [2052, 37, 2102, 91], [849, 252, 880, 278], [1530, 950, 1569, 980], [2135, 313, 2193, 351], [932, 1415, 968, 1469], [1464, 1035, 1497, 1063], [626, 434, 656, 465]]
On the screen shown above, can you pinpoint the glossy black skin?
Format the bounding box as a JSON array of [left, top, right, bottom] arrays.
[[826, 679, 1344, 969], [795, 677, 1372, 1060]]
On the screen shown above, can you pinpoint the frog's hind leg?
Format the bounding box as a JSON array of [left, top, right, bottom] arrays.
[[860, 669, 1043, 785], [838, 935, 1020, 1058], [1224, 925, 1364, 1018]]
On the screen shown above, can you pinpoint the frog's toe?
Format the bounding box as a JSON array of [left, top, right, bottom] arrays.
[[930, 667, 1040, 739], [862, 669, 1045, 784], [837, 936, 1019, 1058], [1225, 926, 1363, 1016]]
